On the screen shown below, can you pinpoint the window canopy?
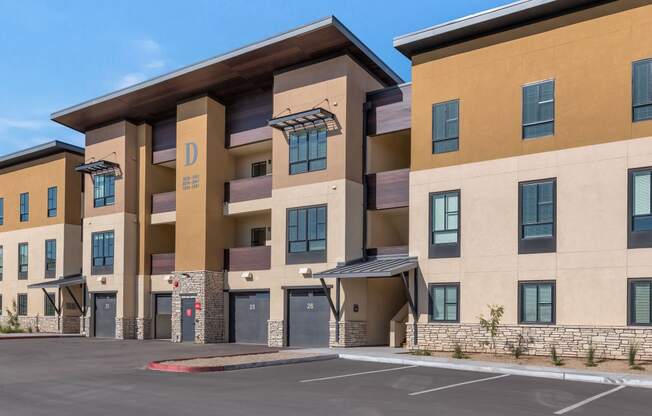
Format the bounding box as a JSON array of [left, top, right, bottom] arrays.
[[268, 108, 335, 132]]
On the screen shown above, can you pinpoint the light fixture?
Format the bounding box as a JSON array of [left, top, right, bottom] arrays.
[[299, 267, 312, 277], [241, 272, 254, 281]]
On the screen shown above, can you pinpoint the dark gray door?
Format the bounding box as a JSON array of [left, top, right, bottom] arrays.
[[288, 289, 330, 347], [94, 293, 116, 338], [181, 297, 195, 343], [229, 291, 270, 344], [155, 294, 172, 340]]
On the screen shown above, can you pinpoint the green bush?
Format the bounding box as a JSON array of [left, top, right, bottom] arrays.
[[585, 341, 597, 367], [452, 343, 467, 359], [550, 345, 564, 366]]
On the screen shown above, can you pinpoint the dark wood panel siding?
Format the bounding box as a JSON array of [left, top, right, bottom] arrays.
[[152, 191, 176, 213], [366, 245, 409, 257], [367, 168, 409, 210], [225, 175, 272, 203], [226, 90, 273, 148], [151, 253, 175, 275], [366, 84, 411, 136], [225, 246, 271, 271], [152, 118, 176, 164]]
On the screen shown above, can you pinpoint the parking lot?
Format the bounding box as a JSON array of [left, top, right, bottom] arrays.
[[0, 338, 649, 416]]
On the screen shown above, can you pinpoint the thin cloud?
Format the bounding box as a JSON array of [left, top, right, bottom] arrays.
[[115, 72, 147, 89], [0, 117, 43, 130], [113, 38, 168, 89]]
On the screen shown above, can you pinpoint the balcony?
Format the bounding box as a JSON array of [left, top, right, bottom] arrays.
[[151, 253, 175, 275], [366, 83, 411, 136], [366, 245, 409, 257], [225, 246, 271, 271], [151, 191, 176, 224], [366, 168, 409, 210], [224, 175, 272, 204]]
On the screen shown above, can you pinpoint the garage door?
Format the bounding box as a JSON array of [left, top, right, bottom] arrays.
[[287, 289, 330, 347], [155, 294, 172, 340], [94, 293, 116, 338], [229, 292, 270, 344]]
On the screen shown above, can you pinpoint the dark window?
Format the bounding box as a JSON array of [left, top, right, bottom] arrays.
[[523, 80, 554, 139], [432, 100, 459, 153], [629, 280, 652, 325], [19, 192, 29, 222], [429, 191, 460, 258], [251, 227, 267, 247], [18, 243, 28, 279], [0, 197, 4, 225], [287, 205, 326, 264], [629, 168, 652, 248], [45, 239, 56, 278], [94, 174, 116, 207], [92, 231, 114, 275], [17, 294, 27, 316], [44, 292, 56, 316], [251, 161, 267, 178], [519, 179, 556, 254], [0, 245, 3, 280], [519, 282, 555, 324], [633, 59, 652, 122], [289, 129, 327, 175], [0, 295, 2, 315], [47, 187, 57, 217], [429, 283, 459, 322]]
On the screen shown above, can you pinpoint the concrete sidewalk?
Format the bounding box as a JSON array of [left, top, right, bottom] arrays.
[[294, 346, 652, 389], [0, 333, 83, 340]]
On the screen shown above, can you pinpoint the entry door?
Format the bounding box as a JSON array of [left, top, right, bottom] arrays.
[[94, 293, 116, 338], [287, 289, 330, 347], [229, 292, 270, 344], [181, 297, 196, 343], [155, 294, 172, 340]]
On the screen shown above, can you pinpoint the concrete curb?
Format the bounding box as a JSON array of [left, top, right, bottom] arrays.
[[0, 334, 84, 340], [337, 353, 652, 389], [148, 353, 338, 373]]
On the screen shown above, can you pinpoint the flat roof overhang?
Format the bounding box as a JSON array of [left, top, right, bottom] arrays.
[[313, 256, 418, 279], [393, 0, 613, 57], [52, 16, 403, 133], [0, 140, 84, 171]]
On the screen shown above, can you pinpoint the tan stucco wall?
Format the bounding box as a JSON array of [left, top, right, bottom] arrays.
[[410, 2, 652, 172], [410, 135, 652, 327]]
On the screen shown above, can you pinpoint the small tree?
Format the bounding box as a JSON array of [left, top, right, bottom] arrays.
[[6, 299, 20, 330], [478, 304, 504, 355], [585, 341, 597, 367]]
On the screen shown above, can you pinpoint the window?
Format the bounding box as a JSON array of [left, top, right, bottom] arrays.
[[519, 282, 555, 324], [432, 100, 459, 153], [18, 243, 28, 279], [287, 205, 326, 264], [523, 80, 554, 139], [45, 239, 56, 278], [429, 283, 459, 322], [629, 168, 652, 248], [629, 280, 652, 326], [44, 292, 56, 316], [429, 191, 460, 258], [251, 161, 267, 178], [94, 174, 116, 207], [19, 192, 29, 222], [289, 129, 327, 175], [0, 197, 4, 225], [0, 246, 3, 280], [92, 231, 114, 274], [47, 187, 57, 217], [633, 59, 652, 122], [17, 294, 27, 316], [251, 227, 267, 247], [519, 179, 556, 254]]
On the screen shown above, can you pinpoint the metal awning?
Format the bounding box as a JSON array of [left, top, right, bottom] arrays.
[[27, 274, 86, 289], [268, 108, 335, 132], [313, 256, 418, 279], [75, 160, 120, 175]]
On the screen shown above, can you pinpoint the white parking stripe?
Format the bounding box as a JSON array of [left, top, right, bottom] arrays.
[[553, 385, 626, 415], [409, 374, 510, 396], [300, 365, 418, 383]]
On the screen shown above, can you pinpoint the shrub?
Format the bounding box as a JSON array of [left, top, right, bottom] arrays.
[[478, 304, 504, 355], [585, 341, 597, 367], [6, 300, 20, 330], [629, 342, 644, 371], [411, 349, 431, 357], [507, 334, 532, 359], [550, 345, 564, 366], [452, 343, 467, 359]]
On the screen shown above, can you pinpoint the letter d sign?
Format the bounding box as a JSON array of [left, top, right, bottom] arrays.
[[184, 142, 198, 166]]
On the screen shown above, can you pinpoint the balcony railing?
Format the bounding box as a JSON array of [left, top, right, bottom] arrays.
[[366, 168, 409, 210], [225, 246, 271, 271], [152, 191, 176, 214], [151, 253, 175, 275], [224, 175, 272, 203]]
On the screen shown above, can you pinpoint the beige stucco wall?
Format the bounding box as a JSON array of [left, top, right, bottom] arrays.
[[410, 135, 652, 327]]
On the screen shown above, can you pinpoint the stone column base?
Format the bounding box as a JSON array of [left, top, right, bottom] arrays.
[[115, 318, 137, 340], [60, 316, 81, 334], [136, 318, 152, 340], [329, 321, 368, 347], [80, 316, 90, 337], [268, 320, 285, 347]]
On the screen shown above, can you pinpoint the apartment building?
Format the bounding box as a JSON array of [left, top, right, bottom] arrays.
[[41, 0, 652, 358], [394, 0, 652, 359], [0, 141, 84, 334]]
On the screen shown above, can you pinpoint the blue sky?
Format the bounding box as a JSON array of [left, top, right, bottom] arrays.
[[0, 0, 508, 154]]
